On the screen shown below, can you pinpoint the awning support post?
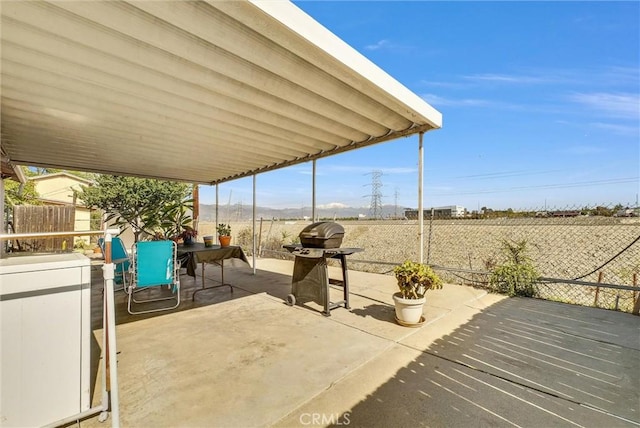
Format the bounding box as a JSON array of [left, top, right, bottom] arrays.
[[418, 132, 424, 264], [192, 184, 199, 231], [252, 174, 257, 275], [215, 185, 219, 239], [312, 160, 317, 222]]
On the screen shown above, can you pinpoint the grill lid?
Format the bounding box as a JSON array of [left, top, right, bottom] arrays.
[[299, 222, 344, 248], [299, 222, 344, 239]]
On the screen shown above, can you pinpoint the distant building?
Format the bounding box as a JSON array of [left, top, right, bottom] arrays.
[[30, 172, 94, 242], [551, 210, 581, 218], [614, 207, 640, 217], [404, 205, 466, 219]]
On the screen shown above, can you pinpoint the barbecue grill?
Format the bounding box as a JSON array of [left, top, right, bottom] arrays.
[[284, 222, 363, 316]]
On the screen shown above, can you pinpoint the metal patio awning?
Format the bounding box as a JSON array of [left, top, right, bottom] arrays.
[[1, 0, 441, 185]]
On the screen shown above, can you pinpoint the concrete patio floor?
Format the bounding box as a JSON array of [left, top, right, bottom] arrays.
[[80, 258, 640, 427]]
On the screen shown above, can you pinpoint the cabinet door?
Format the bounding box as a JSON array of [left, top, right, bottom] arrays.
[[1, 266, 87, 427]]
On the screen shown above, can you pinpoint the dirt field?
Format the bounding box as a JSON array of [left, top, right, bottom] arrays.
[[199, 217, 639, 279], [199, 216, 640, 311]]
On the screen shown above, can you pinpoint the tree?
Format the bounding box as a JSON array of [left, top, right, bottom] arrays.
[[78, 175, 193, 242], [3, 173, 41, 233], [3, 177, 40, 208], [593, 206, 613, 217]]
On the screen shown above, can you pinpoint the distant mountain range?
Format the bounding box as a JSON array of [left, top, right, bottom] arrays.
[[198, 203, 409, 221]]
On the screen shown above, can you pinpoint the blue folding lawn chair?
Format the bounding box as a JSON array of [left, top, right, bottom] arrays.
[[127, 240, 181, 315], [98, 236, 130, 291]]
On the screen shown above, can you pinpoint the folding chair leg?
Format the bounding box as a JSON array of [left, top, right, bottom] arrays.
[[127, 282, 181, 315]]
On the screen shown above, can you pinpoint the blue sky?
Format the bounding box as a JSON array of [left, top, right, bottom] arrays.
[[200, 1, 639, 212]]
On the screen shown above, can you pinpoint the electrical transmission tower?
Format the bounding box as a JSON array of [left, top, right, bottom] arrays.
[[364, 170, 384, 219], [235, 200, 243, 221], [394, 187, 399, 219]]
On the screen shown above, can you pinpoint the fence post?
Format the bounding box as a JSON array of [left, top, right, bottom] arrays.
[[257, 217, 263, 257], [593, 271, 603, 307], [632, 273, 640, 316], [426, 208, 434, 265]]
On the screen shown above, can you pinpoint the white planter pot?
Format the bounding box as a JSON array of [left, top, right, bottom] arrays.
[[393, 292, 426, 325]]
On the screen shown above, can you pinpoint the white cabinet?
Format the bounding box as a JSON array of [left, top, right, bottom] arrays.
[[0, 253, 92, 427]]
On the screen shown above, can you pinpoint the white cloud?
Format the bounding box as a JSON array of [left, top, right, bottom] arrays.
[[601, 66, 640, 85], [364, 39, 416, 54], [591, 122, 639, 136], [421, 93, 491, 107], [569, 92, 640, 119], [365, 39, 392, 50], [462, 73, 552, 84], [423, 66, 639, 92], [419, 80, 469, 89]]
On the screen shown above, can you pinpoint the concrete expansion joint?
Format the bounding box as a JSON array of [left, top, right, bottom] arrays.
[[272, 341, 397, 427]]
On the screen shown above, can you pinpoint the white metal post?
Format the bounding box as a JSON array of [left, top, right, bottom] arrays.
[[418, 132, 424, 264], [215, 185, 219, 239], [101, 229, 120, 427], [312, 160, 317, 222], [252, 174, 257, 275]]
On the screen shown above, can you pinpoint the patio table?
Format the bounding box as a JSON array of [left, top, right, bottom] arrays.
[[177, 243, 249, 299]]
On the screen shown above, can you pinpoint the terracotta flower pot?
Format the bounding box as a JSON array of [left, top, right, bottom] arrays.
[[219, 235, 231, 247]]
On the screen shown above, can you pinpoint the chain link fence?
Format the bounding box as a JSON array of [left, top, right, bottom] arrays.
[[197, 204, 640, 313]]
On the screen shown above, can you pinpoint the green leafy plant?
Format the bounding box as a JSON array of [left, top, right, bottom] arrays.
[[489, 239, 539, 297], [78, 175, 192, 242], [73, 238, 89, 250], [236, 226, 253, 253], [394, 260, 443, 299], [178, 225, 197, 241], [217, 223, 231, 236], [160, 199, 195, 240]]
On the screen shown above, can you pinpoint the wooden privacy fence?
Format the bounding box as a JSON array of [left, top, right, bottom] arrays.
[[12, 205, 75, 252]]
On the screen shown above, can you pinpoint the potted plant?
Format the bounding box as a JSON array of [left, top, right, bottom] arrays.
[[178, 225, 198, 245], [217, 223, 231, 247], [393, 260, 443, 326]]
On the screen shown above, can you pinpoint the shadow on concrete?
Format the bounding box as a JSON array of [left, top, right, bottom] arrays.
[[88, 261, 297, 407], [350, 303, 396, 323], [88, 332, 101, 406], [337, 298, 640, 427], [90, 262, 293, 328]]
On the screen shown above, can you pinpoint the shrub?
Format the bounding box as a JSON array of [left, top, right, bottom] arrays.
[[489, 239, 539, 297]]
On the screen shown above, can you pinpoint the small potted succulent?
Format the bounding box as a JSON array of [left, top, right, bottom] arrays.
[[216, 223, 231, 247], [393, 260, 443, 326]]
